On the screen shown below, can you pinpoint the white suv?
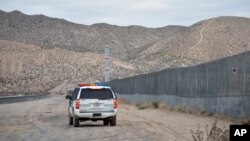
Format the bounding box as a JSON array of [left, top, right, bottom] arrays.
[[65, 83, 117, 127]]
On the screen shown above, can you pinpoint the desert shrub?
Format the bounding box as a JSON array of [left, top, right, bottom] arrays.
[[136, 102, 151, 110], [191, 121, 229, 141], [191, 124, 204, 141], [152, 101, 159, 109]]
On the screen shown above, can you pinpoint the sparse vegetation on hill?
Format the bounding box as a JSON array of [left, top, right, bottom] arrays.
[[0, 40, 137, 93], [0, 10, 250, 94]]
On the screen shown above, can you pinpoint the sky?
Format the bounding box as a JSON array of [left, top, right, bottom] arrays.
[[0, 0, 249, 27]]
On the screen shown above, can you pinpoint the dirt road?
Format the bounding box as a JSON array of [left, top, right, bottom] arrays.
[[0, 94, 231, 141]]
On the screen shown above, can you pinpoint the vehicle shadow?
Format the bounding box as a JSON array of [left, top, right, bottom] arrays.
[[77, 121, 108, 128], [79, 124, 107, 128]]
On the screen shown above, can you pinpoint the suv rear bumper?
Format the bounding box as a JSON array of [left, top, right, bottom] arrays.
[[74, 109, 117, 119]]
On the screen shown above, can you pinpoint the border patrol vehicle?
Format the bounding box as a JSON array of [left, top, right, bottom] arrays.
[[65, 83, 117, 127]]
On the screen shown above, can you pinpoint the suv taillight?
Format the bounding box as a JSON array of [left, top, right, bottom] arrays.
[[76, 99, 80, 109], [113, 99, 117, 109]]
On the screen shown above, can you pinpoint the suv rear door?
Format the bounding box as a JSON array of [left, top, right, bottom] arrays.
[[79, 88, 115, 113], [69, 88, 80, 115]]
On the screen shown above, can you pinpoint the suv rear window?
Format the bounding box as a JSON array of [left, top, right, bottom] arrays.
[[80, 88, 114, 99], [72, 88, 80, 100]]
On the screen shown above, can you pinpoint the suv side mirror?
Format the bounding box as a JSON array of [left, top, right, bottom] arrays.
[[67, 90, 73, 95], [65, 95, 72, 99]]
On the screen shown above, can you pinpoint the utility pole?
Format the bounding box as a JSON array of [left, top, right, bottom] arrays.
[[104, 46, 110, 82]]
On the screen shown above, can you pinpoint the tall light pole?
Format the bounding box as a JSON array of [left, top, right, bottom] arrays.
[[104, 45, 110, 82]]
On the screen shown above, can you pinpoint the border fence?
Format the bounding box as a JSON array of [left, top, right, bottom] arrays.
[[109, 51, 250, 118]]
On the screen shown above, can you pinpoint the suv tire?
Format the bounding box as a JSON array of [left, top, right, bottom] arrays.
[[73, 114, 79, 127], [110, 116, 116, 126], [103, 119, 109, 126], [68, 113, 73, 125]]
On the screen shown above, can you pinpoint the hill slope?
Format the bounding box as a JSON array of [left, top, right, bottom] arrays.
[[0, 40, 137, 93], [1, 10, 250, 93], [0, 10, 185, 60], [133, 17, 250, 71]]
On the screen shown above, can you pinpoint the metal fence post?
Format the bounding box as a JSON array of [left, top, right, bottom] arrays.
[[206, 65, 209, 96], [243, 53, 246, 95], [227, 59, 231, 96], [217, 61, 220, 96], [188, 68, 190, 97]]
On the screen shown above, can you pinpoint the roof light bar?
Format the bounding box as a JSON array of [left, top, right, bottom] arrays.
[[78, 82, 108, 87]]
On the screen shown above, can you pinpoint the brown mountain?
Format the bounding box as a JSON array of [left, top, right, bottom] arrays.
[[0, 10, 250, 94], [0, 10, 185, 60], [134, 17, 250, 71], [0, 39, 137, 93]]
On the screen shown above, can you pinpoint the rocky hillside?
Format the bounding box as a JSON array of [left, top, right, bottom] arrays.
[[0, 10, 185, 60], [134, 17, 250, 71], [1, 10, 250, 94], [0, 40, 137, 93]]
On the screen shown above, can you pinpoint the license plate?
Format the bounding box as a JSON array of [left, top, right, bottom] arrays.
[[93, 113, 101, 117], [93, 103, 100, 107]]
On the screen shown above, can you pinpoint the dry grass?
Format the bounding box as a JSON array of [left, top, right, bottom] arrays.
[[136, 102, 151, 110], [191, 121, 229, 141], [127, 101, 249, 124], [158, 103, 218, 118], [136, 101, 160, 110], [241, 119, 250, 125], [231, 119, 250, 125], [118, 98, 129, 104]]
